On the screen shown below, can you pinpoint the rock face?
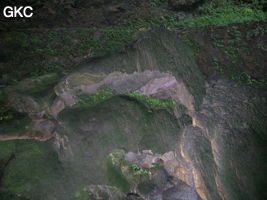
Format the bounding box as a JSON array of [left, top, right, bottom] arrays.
[[161, 183, 200, 200], [192, 79, 267, 200], [0, 29, 266, 200], [123, 150, 201, 200], [0, 119, 54, 141], [56, 96, 181, 187], [50, 70, 194, 117], [106, 149, 201, 200]]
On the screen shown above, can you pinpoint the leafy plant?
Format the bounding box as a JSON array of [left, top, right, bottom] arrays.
[[175, 6, 266, 27], [129, 164, 149, 176]]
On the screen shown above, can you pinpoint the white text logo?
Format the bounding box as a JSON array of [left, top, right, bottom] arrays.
[[3, 6, 33, 18]]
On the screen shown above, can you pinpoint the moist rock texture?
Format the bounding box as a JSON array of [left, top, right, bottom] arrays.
[[0, 29, 266, 200]]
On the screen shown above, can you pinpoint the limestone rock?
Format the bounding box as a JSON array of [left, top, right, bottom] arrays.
[[8, 94, 41, 114], [50, 70, 194, 117], [125, 150, 162, 169], [54, 72, 105, 106], [150, 169, 201, 200], [2, 73, 59, 117], [0, 119, 54, 141], [162, 184, 201, 200]]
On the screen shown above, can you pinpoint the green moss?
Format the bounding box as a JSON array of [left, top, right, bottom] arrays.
[[106, 159, 130, 193], [128, 92, 177, 108], [73, 90, 177, 109], [106, 150, 131, 193], [4, 73, 59, 96], [107, 150, 154, 194], [74, 185, 123, 200], [109, 149, 126, 167], [74, 187, 94, 200], [0, 141, 15, 160], [73, 89, 116, 108], [137, 181, 156, 195], [1, 141, 64, 199]]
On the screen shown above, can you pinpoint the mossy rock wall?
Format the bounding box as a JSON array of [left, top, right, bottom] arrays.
[[79, 28, 205, 109], [57, 96, 181, 190]]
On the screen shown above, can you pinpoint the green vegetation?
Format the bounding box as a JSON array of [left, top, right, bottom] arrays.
[[74, 186, 110, 200], [73, 90, 177, 109], [74, 89, 116, 108], [206, 22, 267, 87], [0, 141, 15, 168], [107, 155, 131, 193], [129, 164, 149, 176], [231, 72, 267, 86], [74, 185, 123, 200], [177, 7, 265, 27], [0, 0, 266, 86], [211, 56, 267, 87], [0, 140, 63, 199], [1, 1, 266, 81], [128, 92, 177, 108], [3, 73, 59, 96], [181, 37, 201, 57], [107, 149, 164, 196], [0, 26, 136, 81], [154, 1, 266, 27], [74, 187, 93, 200]]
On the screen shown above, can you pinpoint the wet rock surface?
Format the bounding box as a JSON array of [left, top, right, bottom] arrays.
[[0, 28, 266, 200]]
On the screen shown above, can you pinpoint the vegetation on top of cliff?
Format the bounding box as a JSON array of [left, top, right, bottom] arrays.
[[1, 1, 266, 83], [175, 5, 266, 27], [178, 20, 267, 87], [0, 26, 136, 82], [121, 0, 266, 27]]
